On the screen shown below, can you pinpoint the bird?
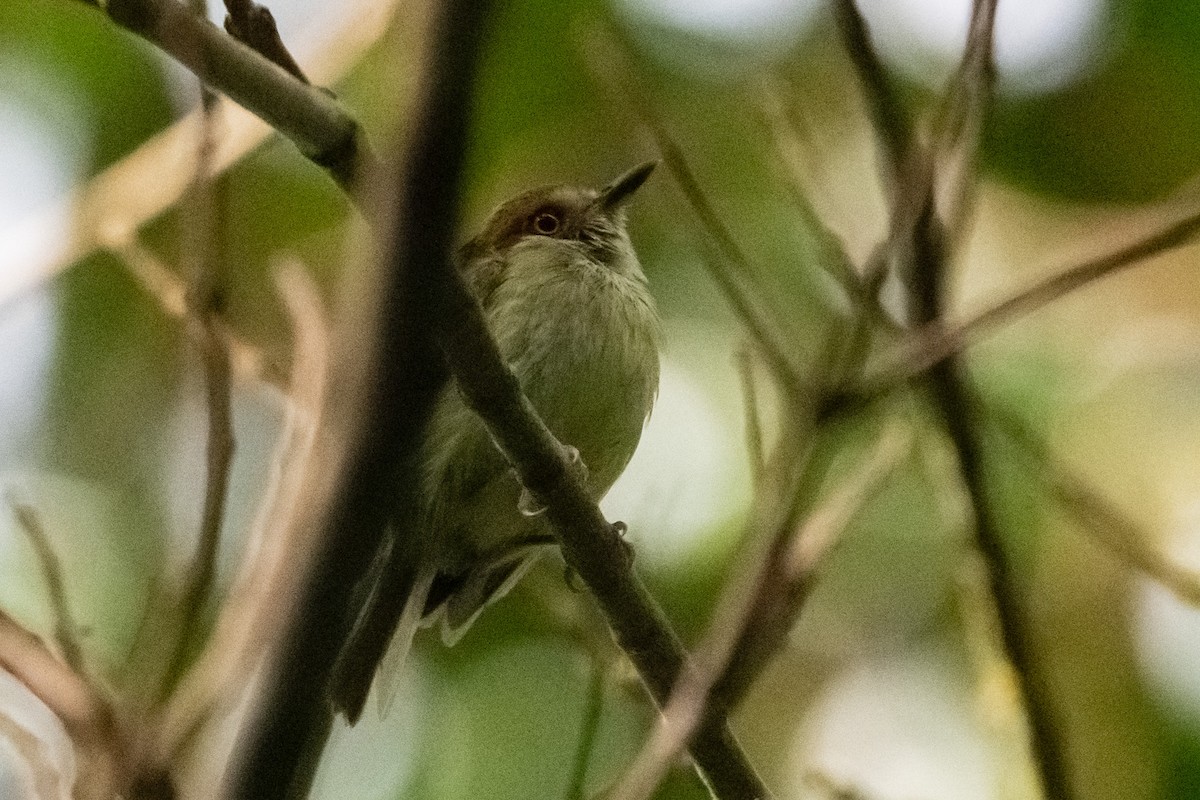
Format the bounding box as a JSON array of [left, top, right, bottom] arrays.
[[330, 162, 662, 723]]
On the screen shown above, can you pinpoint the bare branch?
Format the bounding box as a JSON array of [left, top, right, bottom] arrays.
[[159, 262, 328, 762], [831, 0, 910, 185], [2, 0, 399, 310], [102, 234, 287, 390], [736, 348, 766, 484], [164, 86, 237, 694], [863, 205, 1200, 390], [985, 399, 1200, 608], [6, 498, 87, 675], [612, 423, 907, 800], [0, 610, 126, 799], [582, 28, 804, 390], [84, 0, 374, 188], [757, 78, 864, 302]]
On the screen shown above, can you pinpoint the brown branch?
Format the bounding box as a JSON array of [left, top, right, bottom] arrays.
[[984, 397, 1200, 608], [736, 348, 766, 484], [613, 422, 905, 800], [872, 3, 1075, 798], [831, 0, 910, 185], [757, 79, 864, 304], [164, 83, 237, 694], [7, 498, 87, 674], [863, 205, 1200, 390], [0, 610, 127, 799], [84, 0, 765, 793], [582, 29, 804, 391], [611, 420, 814, 800], [159, 262, 328, 763], [90, 0, 373, 189]]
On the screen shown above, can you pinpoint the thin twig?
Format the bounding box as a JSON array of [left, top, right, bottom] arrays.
[[102, 233, 287, 389], [582, 28, 804, 390], [159, 261, 329, 762], [565, 659, 608, 800], [0, 610, 127, 799], [831, 0, 910, 185], [163, 84, 237, 694], [984, 397, 1200, 608], [610, 422, 813, 800], [612, 422, 907, 800], [6, 497, 87, 674], [757, 78, 864, 303], [930, 0, 998, 241], [863, 205, 1200, 390], [880, 2, 1074, 797], [736, 348, 766, 485], [92, 0, 373, 188]]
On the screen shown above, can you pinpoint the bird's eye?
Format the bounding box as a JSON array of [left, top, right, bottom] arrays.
[[532, 212, 560, 235]]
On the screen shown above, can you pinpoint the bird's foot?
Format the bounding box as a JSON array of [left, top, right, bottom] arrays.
[[517, 444, 587, 517], [612, 520, 635, 567]]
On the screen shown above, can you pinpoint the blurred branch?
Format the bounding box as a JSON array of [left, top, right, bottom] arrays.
[[984, 398, 1200, 608], [736, 348, 766, 484], [610, 418, 814, 800], [565, 659, 608, 800], [6, 498, 87, 674], [859, 2, 1075, 798], [2, 0, 400, 311], [0, 610, 127, 799], [583, 28, 805, 391], [222, 0, 309, 83], [165, 86, 236, 693], [757, 79, 865, 303], [862, 205, 1200, 390], [831, 0, 909, 185], [159, 262, 328, 762], [612, 422, 906, 800], [102, 233, 288, 389], [79, 0, 375, 189], [706, 418, 906, 712], [930, 0, 997, 236]]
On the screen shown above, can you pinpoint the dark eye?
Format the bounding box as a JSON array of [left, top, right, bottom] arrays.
[[532, 212, 560, 235]]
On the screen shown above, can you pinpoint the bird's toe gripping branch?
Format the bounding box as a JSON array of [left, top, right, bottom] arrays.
[[517, 443, 589, 517]]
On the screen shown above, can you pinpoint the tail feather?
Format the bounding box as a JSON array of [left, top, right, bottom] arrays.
[[330, 557, 433, 724]]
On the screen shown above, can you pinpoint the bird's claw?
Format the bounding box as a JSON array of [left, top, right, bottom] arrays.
[[563, 564, 585, 592], [516, 444, 588, 518], [612, 521, 634, 566], [517, 486, 546, 517]]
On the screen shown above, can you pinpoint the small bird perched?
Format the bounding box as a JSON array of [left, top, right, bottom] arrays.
[[331, 162, 662, 722]]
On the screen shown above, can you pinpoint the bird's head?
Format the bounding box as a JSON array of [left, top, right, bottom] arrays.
[[462, 161, 657, 277]]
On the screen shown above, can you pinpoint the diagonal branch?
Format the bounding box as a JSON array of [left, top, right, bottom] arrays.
[[7, 498, 87, 675], [583, 29, 805, 391], [863, 206, 1200, 389], [831, 0, 910, 185], [983, 397, 1200, 608], [84, 0, 374, 189]]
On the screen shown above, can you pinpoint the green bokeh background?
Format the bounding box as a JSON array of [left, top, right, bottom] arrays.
[[2, 0, 1200, 798]]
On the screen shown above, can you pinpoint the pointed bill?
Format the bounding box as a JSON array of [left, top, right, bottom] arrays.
[[597, 160, 658, 211]]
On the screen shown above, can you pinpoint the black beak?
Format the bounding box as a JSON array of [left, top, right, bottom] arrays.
[[597, 160, 658, 212]]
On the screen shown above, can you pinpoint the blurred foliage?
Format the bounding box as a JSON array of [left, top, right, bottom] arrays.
[[2, 0, 1200, 798]]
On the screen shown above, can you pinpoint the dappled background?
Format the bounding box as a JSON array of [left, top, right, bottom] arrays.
[[2, 0, 1200, 798]]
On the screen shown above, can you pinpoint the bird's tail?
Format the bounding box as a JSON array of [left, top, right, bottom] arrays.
[[329, 552, 435, 724]]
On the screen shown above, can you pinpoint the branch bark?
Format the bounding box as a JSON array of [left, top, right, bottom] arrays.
[[96, 0, 372, 188]]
